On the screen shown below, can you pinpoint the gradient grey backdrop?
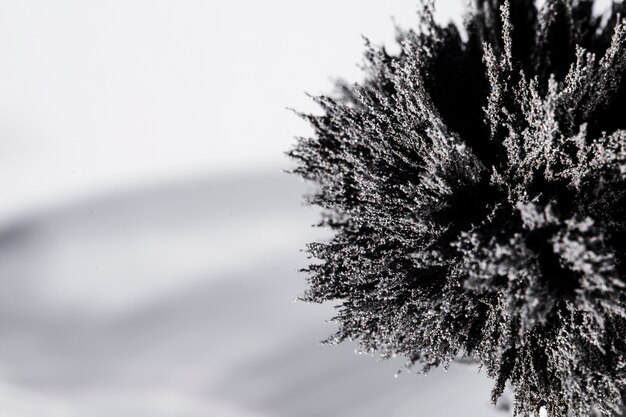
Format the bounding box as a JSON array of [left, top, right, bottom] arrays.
[[0, 0, 614, 415]]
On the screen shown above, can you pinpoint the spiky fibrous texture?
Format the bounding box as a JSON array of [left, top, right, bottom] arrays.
[[289, 0, 626, 415]]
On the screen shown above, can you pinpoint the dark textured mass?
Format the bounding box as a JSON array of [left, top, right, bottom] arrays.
[[288, 0, 626, 416]]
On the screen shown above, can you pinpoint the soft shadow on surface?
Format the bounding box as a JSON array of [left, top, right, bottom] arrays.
[[0, 172, 507, 416]]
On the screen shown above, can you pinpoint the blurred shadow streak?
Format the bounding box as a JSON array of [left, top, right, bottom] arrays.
[[0, 172, 504, 416]]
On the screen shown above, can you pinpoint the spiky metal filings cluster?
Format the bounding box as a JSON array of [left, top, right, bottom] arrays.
[[289, 0, 626, 415]]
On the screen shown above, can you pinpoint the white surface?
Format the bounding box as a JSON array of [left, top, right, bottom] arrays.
[[0, 173, 508, 417]]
